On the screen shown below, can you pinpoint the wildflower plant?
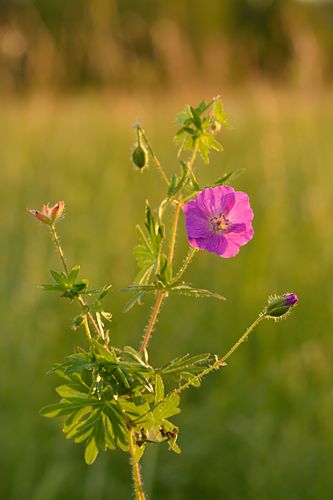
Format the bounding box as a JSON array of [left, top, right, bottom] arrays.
[[28, 97, 298, 500]]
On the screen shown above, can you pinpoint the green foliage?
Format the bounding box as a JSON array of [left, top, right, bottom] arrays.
[[175, 96, 231, 163], [41, 341, 218, 464], [41, 266, 89, 299], [124, 202, 169, 312]]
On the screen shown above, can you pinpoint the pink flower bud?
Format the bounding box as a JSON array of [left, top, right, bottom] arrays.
[[28, 201, 65, 225]]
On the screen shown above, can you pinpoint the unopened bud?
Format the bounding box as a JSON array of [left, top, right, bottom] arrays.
[[28, 201, 65, 225], [132, 144, 148, 170], [264, 293, 299, 319]]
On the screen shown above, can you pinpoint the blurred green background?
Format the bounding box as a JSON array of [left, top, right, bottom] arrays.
[[1, 1, 333, 499]]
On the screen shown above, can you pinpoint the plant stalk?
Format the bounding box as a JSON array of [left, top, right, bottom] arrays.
[[137, 126, 170, 187], [140, 291, 164, 353], [174, 315, 265, 395], [129, 430, 146, 500], [50, 224, 102, 339]]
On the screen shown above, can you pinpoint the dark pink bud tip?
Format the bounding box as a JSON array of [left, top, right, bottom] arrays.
[[284, 293, 298, 307]]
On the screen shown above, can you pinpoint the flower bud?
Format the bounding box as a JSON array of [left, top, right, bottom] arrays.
[[28, 201, 65, 225], [132, 143, 148, 169], [264, 293, 299, 319]]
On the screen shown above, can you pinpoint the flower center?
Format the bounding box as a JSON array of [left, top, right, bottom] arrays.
[[210, 214, 229, 233]]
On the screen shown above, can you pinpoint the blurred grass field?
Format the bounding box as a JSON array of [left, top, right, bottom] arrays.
[[1, 88, 333, 500]]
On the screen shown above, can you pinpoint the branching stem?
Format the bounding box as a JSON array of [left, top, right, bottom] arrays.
[[139, 144, 199, 353], [174, 315, 265, 395]]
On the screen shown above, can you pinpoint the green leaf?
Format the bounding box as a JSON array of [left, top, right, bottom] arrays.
[[72, 314, 84, 331], [84, 436, 99, 464], [154, 374, 164, 404], [190, 106, 202, 129], [168, 284, 226, 301], [154, 394, 181, 420], [99, 284, 112, 300], [204, 133, 224, 152], [50, 269, 66, 285], [122, 292, 145, 313], [168, 435, 181, 454], [68, 265, 80, 283], [55, 385, 89, 399], [40, 283, 64, 292], [198, 139, 210, 164], [208, 168, 245, 188]]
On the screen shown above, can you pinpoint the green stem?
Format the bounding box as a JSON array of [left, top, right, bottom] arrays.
[[173, 247, 198, 282], [174, 315, 265, 395], [137, 126, 170, 187], [50, 223, 102, 339], [168, 201, 181, 269], [50, 224, 69, 275], [129, 430, 146, 500]]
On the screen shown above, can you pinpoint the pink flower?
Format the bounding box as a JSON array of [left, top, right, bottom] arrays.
[[28, 201, 65, 225], [183, 186, 254, 258]]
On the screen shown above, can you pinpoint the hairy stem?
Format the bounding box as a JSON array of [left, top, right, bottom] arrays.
[[168, 201, 182, 269], [50, 224, 102, 339], [129, 430, 146, 500], [140, 291, 164, 353], [50, 223, 69, 275], [174, 247, 198, 282], [137, 126, 170, 187], [174, 315, 265, 395]]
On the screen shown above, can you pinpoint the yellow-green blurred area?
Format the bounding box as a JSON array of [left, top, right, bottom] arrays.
[[1, 1, 333, 500]]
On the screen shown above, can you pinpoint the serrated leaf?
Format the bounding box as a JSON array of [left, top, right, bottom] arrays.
[[154, 394, 181, 420], [169, 284, 226, 301]]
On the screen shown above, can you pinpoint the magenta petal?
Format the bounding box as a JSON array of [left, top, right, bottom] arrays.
[[222, 239, 241, 258], [228, 192, 254, 224], [184, 207, 209, 238], [183, 186, 254, 258], [196, 186, 235, 216], [227, 226, 254, 246]]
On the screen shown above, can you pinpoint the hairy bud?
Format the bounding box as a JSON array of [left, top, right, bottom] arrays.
[[264, 293, 299, 319]]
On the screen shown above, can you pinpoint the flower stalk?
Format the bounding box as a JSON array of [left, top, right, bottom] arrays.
[[129, 430, 146, 500], [50, 223, 102, 339], [174, 315, 265, 395]]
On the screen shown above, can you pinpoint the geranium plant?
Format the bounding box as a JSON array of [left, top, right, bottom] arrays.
[[28, 97, 298, 500]]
